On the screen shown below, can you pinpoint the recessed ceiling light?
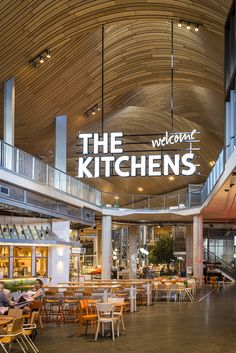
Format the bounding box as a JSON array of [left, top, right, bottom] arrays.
[[195, 24, 199, 32], [186, 23, 191, 30], [209, 161, 215, 167], [138, 187, 143, 192], [39, 56, 44, 63], [169, 176, 175, 181], [114, 195, 119, 200]]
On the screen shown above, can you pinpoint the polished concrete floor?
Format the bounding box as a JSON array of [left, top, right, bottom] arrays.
[[35, 285, 236, 353]]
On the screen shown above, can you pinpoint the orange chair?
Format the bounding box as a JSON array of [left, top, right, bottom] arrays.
[[79, 299, 97, 334]]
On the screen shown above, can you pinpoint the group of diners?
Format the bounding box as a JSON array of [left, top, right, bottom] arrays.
[[0, 279, 44, 315]]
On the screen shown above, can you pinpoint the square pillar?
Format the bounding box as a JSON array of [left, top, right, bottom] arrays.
[[55, 115, 67, 191], [101, 215, 112, 279], [128, 226, 137, 279], [185, 225, 193, 274], [4, 77, 15, 146], [4, 77, 15, 171], [193, 215, 203, 285]]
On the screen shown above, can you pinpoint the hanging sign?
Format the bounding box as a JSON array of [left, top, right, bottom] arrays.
[[77, 131, 199, 178]]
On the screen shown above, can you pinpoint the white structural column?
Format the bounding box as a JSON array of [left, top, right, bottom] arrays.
[[4, 77, 15, 170], [55, 115, 67, 191], [4, 77, 15, 146], [101, 215, 112, 279], [50, 220, 70, 284], [128, 226, 137, 279], [193, 215, 203, 285]]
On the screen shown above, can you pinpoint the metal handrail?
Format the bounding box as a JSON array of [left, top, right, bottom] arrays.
[[203, 247, 236, 276], [0, 139, 102, 207]]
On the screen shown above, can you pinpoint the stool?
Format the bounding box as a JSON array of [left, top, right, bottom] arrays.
[[44, 298, 64, 323]]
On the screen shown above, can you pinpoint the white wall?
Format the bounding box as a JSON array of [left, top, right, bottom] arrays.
[[49, 220, 70, 284]]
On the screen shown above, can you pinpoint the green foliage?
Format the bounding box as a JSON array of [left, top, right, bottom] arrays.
[[148, 235, 174, 265], [3, 280, 35, 292]]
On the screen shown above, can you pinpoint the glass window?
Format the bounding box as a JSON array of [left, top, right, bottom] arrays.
[[35, 247, 48, 277], [13, 247, 32, 277], [0, 246, 9, 278]]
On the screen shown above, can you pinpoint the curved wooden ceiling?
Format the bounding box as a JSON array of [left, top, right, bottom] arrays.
[[0, 0, 232, 195]]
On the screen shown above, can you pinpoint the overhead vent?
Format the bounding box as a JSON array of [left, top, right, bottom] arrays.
[[0, 185, 9, 196]]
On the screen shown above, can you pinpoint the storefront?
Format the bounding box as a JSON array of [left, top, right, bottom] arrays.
[[0, 218, 71, 284], [0, 245, 48, 279]]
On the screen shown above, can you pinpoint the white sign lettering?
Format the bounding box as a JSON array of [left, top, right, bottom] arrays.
[[77, 131, 199, 178]]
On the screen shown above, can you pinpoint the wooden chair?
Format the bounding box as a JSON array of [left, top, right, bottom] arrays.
[[23, 311, 39, 353], [8, 308, 23, 319], [0, 317, 26, 353], [79, 299, 97, 334], [95, 303, 120, 341], [30, 300, 43, 328], [62, 291, 80, 324]]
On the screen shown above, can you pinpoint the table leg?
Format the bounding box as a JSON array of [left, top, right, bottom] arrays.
[[147, 282, 152, 306], [103, 288, 108, 303]]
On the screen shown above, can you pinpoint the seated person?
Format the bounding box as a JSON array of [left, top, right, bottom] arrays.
[[0, 282, 10, 307], [15, 279, 44, 309]]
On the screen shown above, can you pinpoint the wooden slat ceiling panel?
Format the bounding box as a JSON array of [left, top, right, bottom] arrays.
[[0, 0, 232, 195]]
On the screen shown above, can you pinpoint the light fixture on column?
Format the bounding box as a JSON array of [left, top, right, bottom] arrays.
[[177, 20, 182, 28], [30, 48, 52, 68]]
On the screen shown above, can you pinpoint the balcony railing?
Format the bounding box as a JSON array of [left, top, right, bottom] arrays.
[[0, 140, 102, 207], [201, 149, 225, 203], [101, 189, 194, 210]]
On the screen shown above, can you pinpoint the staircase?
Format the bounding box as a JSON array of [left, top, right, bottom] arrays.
[[203, 247, 236, 282]]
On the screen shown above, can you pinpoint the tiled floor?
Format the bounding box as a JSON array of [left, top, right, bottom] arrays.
[[35, 285, 236, 353]]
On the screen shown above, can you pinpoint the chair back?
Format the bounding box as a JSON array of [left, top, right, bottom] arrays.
[[64, 290, 75, 298], [45, 289, 58, 297], [96, 303, 114, 319], [11, 317, 24, 335], [30, 300, 42, 311], [8, 308, 23, 318]]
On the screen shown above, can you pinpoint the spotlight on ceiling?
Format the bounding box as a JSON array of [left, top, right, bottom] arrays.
[[84, 104, 101, 118], [169, 176, 175, 181], [186, 23, 191, 30], [138, 187, 144, 192], [209, 161, 215, 167], [195, 24, 199, 32], [114, 195, 119, 200], [30, 48, 51, 68]]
